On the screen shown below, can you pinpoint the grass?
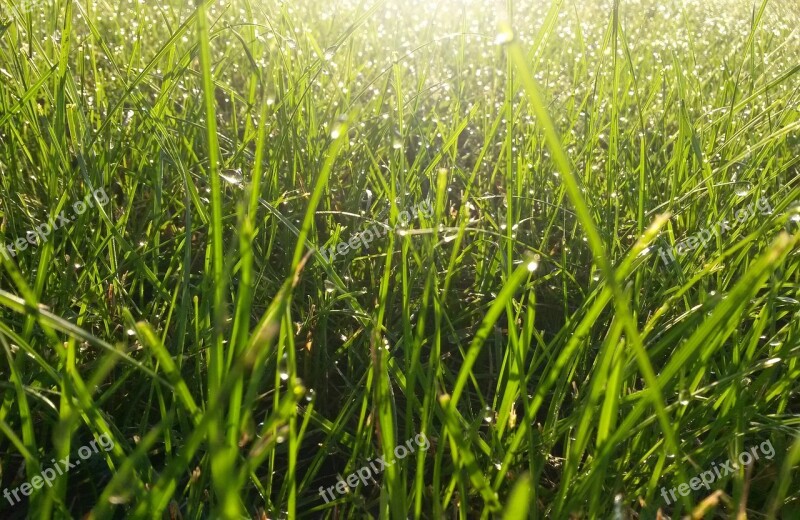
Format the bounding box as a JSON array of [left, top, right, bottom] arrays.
[[1, 0, 800, 518]]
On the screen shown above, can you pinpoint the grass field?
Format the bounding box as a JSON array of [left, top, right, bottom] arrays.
[[1, 0, 800, 518]]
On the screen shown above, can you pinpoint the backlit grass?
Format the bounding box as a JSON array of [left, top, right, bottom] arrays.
[[1, 0, 799, 518]]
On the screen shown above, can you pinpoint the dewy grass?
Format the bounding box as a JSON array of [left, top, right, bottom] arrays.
[[0, 0, 799, 518]]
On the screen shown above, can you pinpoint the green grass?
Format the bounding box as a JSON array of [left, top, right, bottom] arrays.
[[1, 0, 800, 518]]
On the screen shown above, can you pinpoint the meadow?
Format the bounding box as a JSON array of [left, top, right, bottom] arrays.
[[0, 0, 799, 518]]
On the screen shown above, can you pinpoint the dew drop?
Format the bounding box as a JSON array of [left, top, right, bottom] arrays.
[[495, 30, 514, 45], [220, 169, 243, 187], [278, 353, 289, 380]]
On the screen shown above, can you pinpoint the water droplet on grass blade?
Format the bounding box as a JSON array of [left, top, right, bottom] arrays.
[[495, 30, 514, 45], [220, 169, 243, 187], [360, 189, 373, 211], [279, 353, 289, 380], [527, 254, 541, 272], [330, 116, 347, 140]]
